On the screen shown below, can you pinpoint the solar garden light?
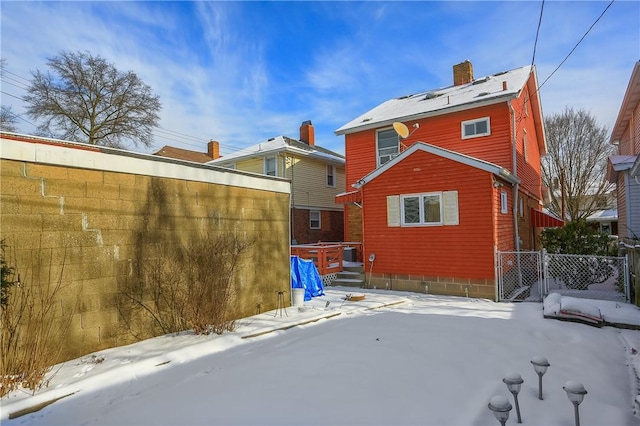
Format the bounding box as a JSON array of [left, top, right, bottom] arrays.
[[488, 395, 512, 426], [502, 373, 523, 423], [530, 355, 550, 400], [563, 381, 587, 426]]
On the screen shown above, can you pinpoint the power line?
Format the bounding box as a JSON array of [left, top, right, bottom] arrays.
[[531, 0, 545, 67], [0, 67, 252, 155], [538, 0, 615, 91]]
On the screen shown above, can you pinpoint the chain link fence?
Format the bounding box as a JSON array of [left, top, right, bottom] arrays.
[[497, 251, 630, 303], [544, 253, 629, 302]]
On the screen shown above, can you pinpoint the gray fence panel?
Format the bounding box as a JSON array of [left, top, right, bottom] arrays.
[[497, 251, 629, 303]]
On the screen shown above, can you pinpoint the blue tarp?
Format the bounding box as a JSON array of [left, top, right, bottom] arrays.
[[290, 256, 325, 301]]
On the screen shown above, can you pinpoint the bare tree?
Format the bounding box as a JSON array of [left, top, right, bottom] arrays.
[[24, 51, 161, 149], [0, 106, 18, 132], [0, 59, 19, 133], [541, 107, 615, 221]]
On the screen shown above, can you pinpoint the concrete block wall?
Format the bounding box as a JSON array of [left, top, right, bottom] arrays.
[[367, 273, 495, 299], [0, 134, 291, 363]]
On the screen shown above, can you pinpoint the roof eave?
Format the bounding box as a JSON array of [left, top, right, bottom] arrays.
[[610, 61, 640, 144], [335, 93, 518, 136]]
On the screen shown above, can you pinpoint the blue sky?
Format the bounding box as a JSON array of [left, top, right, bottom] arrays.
[[1, 1, 638, 156]]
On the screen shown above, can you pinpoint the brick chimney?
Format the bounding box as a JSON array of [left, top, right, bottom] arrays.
[[299, 120, 315, 145], [453, 60, 474, 86], [208, 140, 220, 159]]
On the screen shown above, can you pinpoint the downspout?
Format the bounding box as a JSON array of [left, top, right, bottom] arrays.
[[509, 101, 521, 251]]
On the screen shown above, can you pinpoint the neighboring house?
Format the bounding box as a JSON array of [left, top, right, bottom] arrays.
[[208, 121, 345, 244], [584, 189, 618, 235], [153, 141, 219, 163], [334, 61, 557, 299], [607, 61, 640, 242]]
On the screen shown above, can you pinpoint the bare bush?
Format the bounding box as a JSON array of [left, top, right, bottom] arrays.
[[119, 232, 253, 337], [0, 242, 77, 397]]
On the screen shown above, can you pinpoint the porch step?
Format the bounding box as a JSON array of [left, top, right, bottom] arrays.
[[331, 267, 366, 288]]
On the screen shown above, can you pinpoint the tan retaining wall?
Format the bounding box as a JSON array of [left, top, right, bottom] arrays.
[[0, 134, 291, 363]]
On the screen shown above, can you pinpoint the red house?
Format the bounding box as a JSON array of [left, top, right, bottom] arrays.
[[335, 61, 559, 299]]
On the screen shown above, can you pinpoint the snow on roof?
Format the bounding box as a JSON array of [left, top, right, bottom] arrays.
[[207, 135, 344, 165], [586, 209, 618, 222], [335, 65, 533, 135], [607, 154, 637, 182]]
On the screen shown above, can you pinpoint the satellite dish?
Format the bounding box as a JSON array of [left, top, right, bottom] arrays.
[[392, 122, 410, 139]]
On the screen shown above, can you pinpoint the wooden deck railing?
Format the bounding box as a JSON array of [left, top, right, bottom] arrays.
[[291, 241, 362, 275]]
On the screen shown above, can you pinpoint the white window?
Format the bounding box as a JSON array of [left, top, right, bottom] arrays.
[[523, 129, 528, 162], [461, 117, 491, 139], [401, 193, 443, 226], [524, 93, 529, 117], [264, 156, 277, 176], [309, 210, 321, 229], [377, 128, 399, 166], [326, 164, 335, 187], [500, 191, 508, 214]]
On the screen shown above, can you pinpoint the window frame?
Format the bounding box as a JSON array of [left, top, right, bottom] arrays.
[[500, 191, 508, 214], [309, 210, 321, 229], [264, 156, 277, 176], [376, 128, 399, 167], [523, 129, 528, 162], [400, 192, 443, 226], [461, 117, 491, 139], [326, 164, 336, 188]]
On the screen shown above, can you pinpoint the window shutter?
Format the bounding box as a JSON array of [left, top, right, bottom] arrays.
[[387, 195, 400, 227], [443, 191, 459, 225]]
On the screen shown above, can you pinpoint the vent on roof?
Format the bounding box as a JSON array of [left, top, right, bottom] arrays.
[[494, 71, 508, 76], [268, 137, 275, 141], [361, 117, 372, 123], [423, 92, 442, 100], [476, 92, 490, 97], [472, 77, 490, 85]]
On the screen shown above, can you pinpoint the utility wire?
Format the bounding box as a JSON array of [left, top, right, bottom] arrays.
[[538, 0, 615, 91], [531, 0, 545, 67], [0, 67, 257, 155]]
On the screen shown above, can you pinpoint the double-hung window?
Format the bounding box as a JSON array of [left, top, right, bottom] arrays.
[[326, 164, 335, 187], [309, 210, 321, 229], [461, 117, 490, 139], [377, 128, 399, 166], [264, 156, 277, 176], [401, 193, 442, 226]]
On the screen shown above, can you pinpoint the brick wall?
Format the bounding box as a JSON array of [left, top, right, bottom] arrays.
[[291, 208, 344, 244], [0, 135, 291, 363]]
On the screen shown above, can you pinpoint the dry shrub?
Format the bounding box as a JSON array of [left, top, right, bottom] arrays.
[[0, 242, 76, 398], [119, 232, 253, 336]]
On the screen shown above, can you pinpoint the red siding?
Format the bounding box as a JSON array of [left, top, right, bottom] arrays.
[[362, 150, 499, 279]]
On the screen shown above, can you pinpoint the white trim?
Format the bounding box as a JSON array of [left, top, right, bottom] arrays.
[[0, 136, 290, 194], [354, 141, 519, 188], [309, 210, 321, 229], [401, 192, 443, 226], [501, 191, 508, 214], [461, 117, 491, 139]]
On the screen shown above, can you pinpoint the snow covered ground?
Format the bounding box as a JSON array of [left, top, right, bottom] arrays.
[[1, 289, 639, 426]]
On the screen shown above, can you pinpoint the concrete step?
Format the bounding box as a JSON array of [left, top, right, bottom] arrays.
[[330, 277, 365, 288], [337, 270, 365, 280], [343, 264, 365, 273]]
